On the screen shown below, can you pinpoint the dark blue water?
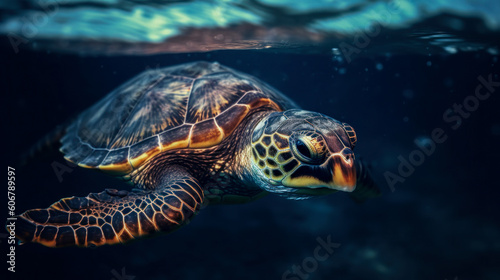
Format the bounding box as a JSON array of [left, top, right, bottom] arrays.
[[2, 47, 499, 280]]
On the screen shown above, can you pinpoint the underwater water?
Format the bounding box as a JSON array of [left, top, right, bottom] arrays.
[[1, 1, 500, 280]]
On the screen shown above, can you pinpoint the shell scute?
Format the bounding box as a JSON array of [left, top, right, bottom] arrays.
[[100, 147, 130, 167], [61, 61, 296, 176], [185, 72, 257, 123], [129, 136, 161, 169], [64, 144, 93, 165], [215, 104, 249, 137], [190, 119, 223, 148], [78, 150, 108, 168], [159, 125, 192, 151]]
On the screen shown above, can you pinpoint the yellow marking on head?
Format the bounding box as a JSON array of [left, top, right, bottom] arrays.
[[251, 130, 298, 184], [282, 175, 329, 188], [270, 170, 285, 181], [274, 132, 290, 140], [272, 133, 290, 150], [278, 154, 357, 192], [330, 155, 356, 191], [333, 167, 354, 188]]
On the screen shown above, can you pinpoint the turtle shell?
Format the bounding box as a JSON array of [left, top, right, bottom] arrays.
[[60, 61, 297, 176]]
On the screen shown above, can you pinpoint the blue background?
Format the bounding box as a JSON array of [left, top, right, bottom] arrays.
[[2, 47, 500, 280]]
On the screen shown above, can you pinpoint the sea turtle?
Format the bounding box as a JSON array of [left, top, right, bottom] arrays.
[[11, 61, 380, 247]]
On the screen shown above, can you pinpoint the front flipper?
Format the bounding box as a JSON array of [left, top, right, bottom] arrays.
[[10, 175, 204, 247]]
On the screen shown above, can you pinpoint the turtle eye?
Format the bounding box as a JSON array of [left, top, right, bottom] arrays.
[[295, 140, 311, 159], [291, 132, 327, 164]]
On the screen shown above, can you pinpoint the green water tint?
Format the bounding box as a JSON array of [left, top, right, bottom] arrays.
[[1, 0, 499, 56]]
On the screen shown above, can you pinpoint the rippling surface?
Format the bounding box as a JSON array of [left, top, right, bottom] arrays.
[[1, 0, 499, 55]]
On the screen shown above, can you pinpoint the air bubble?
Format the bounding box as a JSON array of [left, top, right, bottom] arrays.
[[331, 48, 341, 55], [444, 46, 458, 54], [487, 47, 498, 55], [414, 136, 433, 147]]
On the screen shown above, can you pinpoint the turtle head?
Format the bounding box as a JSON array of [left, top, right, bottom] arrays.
[[249, 110, 357, 199]]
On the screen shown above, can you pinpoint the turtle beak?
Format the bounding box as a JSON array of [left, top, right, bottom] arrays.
[[328, 149, 357, 192], [281, 149, 357, 193]]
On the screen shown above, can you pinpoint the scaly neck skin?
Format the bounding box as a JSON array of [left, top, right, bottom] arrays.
[[228, 110, 274, 189], [132, 110, 274, 191]]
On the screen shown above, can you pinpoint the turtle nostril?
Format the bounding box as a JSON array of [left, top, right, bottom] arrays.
[[342, 148, 354, 163]]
